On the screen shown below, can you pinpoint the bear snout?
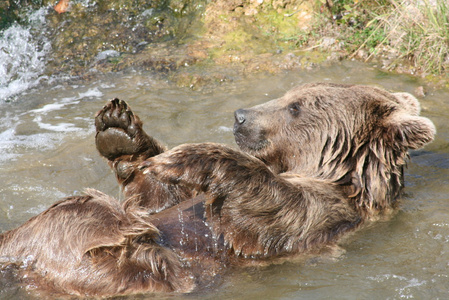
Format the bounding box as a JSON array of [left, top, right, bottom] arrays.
[[233, 111, 268, 152], [234, 108, 247, 125], [233, 109, 250, 148], [233, 108, 249, 142]]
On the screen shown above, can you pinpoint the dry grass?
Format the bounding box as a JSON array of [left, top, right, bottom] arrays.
[[358, 0, 449, 75]]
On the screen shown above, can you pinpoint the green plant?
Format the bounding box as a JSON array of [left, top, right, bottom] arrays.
[[359, 0, 449, 75], [403, 0, 449, 74]]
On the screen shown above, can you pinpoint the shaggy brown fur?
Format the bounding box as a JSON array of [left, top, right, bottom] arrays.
[[0, 83, 435, 297], [143, 143, 361, 257], [0, 189, 194, 296]]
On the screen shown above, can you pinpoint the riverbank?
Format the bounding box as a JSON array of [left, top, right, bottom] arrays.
[[1, 0, 448, 91]]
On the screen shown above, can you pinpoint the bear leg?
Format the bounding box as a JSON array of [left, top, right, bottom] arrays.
[[95, 99, 192, 211]]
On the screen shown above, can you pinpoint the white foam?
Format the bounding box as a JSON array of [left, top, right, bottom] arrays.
[[0, 123, 60, 163], [78, 87, 103, 99], [0, 127, 20, 162], [27, 87, 103, 132], [33, 115, 81, 132], [0, 94, 91, 164], [30, 102, 67, 114], [0, 8, 51, 101]]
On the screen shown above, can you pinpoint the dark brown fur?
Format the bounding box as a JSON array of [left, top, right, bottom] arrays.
[[0, 83, 435, 297]]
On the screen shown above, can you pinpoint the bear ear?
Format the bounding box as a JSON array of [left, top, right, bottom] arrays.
[[384, 112, 436, 150], [392, 92, 421, 115]]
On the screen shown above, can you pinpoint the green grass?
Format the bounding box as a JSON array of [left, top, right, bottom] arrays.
[[349, 0, 449, 75]]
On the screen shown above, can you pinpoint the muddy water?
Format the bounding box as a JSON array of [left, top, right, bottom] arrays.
[[0, 61, 448, 299]]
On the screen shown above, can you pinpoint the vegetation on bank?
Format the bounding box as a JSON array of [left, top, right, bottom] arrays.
[[194, 0, 448, 82], [308, 0, 449, 79], [1, 0, 448, 82]]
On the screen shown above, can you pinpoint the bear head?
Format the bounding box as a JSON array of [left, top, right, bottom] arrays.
[[233, 83, 435, 216]]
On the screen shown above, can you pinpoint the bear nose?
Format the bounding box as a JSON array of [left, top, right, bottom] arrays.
[[234, 109, 247, 125]]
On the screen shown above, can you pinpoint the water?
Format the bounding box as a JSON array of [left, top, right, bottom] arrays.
[[0, 8, 51, 101], [0, 10, 449, 295], [0, 61, 448, 299]]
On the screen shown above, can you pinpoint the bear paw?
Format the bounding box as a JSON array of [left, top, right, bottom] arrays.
[[95, 98, 148, 160]]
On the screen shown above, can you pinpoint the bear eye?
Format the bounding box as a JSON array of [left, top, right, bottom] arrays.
[[288, 102, 301, 117]]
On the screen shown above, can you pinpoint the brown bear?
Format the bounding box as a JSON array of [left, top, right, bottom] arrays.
[[0, 83, 435, 297]]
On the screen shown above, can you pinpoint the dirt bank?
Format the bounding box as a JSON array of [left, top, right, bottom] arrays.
[[2, 0, 447, 87]]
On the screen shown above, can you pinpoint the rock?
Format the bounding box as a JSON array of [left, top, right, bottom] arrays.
[[414, 86, 426, 97], [96, 50, 120, 62]]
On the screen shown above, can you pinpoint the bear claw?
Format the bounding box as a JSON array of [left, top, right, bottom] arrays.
[[95, 98, 146, 160], [95, 98, 137, 135]]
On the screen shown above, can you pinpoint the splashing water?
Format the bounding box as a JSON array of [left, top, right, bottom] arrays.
[[0, 8, 51, 101]]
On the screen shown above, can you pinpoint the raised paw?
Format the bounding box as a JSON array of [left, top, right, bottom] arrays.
[[95, 98, 139, 133], [95, 99, 161, 160]]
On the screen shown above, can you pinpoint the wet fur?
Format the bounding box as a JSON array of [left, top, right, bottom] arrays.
[[0, 189, 192, 296], [0, 83, 435, 296]]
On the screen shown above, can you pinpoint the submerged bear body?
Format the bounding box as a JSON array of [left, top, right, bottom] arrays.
[[0, 83, 435, 297]]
